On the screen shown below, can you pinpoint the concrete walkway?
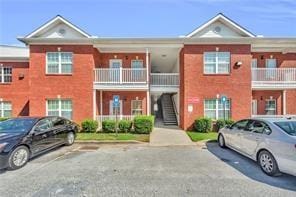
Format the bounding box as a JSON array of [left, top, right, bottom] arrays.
[[150, 127, 195, 146]]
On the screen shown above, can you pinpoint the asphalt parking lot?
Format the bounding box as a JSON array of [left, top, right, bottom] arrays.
[[0, 143, 295, 197]]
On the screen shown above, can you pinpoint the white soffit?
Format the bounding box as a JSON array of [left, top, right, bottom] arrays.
[[0, 45, 29, 60], [25, 15, 92, 39], [186, 13, 256, 38]]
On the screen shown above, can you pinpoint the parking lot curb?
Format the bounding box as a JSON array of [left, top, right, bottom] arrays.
[[75, 140, 148, 145]]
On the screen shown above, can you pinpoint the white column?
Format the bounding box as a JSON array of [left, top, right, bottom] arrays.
[[93, 89, 96, 120], [146, 48, 149, 83], [100, 90, 103, 120], [147, 91, 150, 115], [283, 90, 287, 115]]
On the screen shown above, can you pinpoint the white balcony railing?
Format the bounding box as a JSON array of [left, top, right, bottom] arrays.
[[252, 68, 296, 88], [94, 68, 147, 84], [150, 73, 179, 86]]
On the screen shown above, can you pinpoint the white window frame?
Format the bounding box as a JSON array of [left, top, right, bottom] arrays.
[[204, 52, 230, 74], [0, 66, 12, 83], [46, 99, 73, 119], [131, 59, 144, 68], [46, 52, 73, 74], [204, 98, 231, 120], [0, 101, 12, 117], [131, 100, 143, 115], [265, 99, 276, 115]]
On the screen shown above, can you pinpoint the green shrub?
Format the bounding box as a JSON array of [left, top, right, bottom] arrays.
[[102, 120, 116, 133], [194, 117, 212, 133], [133, 115, 154, 134], [0, 117, 9, 122], [81, 119, 98, 133], [225, 119, 235, 126], [214, 119, 235, 132], [215, 119, 226, 131], [118, 120, 132, 133]]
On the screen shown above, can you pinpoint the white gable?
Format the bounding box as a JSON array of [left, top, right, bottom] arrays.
[[186, 14, 255, 38], [37, 23, 86, 38], [191, 21, 243, 38], [25, 15, 91, 39]]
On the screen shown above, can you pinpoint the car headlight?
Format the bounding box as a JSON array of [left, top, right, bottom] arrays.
[[0, 143, 8, 152]]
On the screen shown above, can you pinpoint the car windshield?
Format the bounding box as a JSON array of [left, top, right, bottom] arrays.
[[274, 121, 296, 136], [0, 119, 37, 133]]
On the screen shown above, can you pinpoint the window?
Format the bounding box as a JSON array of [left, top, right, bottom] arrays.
[[265, 100, 276, 115], [47, 99, 72, 119], [274, 121, 296, 136], [0, 102, 12, 118], [204, 99, 231, 120], [246, 120, 271, 134], [46, 52, 72, 74], [231, 120, 249, 130], [266, 59, 276, 68], [0, 67, 12, 83], [131, 100, 143, 115], [131, 60, 143, 68], [35, 118, 53, 132], [204, 52, 230, 74]]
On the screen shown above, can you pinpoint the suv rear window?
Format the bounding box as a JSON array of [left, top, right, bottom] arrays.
[[274, 121, 296, 136]]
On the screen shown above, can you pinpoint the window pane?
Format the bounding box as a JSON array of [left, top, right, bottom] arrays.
[[0, 102, 12, 117], [205, 99, 216, 110], [204, 63, 216, 74], [218, 110, 230, 119], [205, 110, 216, 119], [217, 52, 230, 74], [47, 53, 59, 63], [47, 52, 59, 73], [61, 100, 72, 110], [48, 100, 59, 110], [61, 64, 72, 73], [48, 111, 59, 116], [61, 111, 72, 119], [47, 63, 59, 73], [61, 53, 72, 63], [131, 60, 143, 68], [131, 100, 142, 115]]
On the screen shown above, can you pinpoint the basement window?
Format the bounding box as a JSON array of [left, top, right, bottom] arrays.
[[46, 52, 73, 74]]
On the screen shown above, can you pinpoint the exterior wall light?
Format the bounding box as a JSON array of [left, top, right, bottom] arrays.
[[236, 61, 243, 67]]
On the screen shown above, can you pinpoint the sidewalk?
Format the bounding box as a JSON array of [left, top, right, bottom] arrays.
[[150, 127, 195, 146]]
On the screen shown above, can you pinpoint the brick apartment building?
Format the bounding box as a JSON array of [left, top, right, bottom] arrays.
[[0, 14, 295, 130]]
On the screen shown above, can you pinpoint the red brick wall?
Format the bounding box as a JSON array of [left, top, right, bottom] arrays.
[[0, 61, 30, 116], [252, 52, 296, 68], [252, 90, 283, 115], [96, 91, 147, 115], [29, 45, 95, 122], [180, 45, 252, 130], [286, 90, 296, 114], [98, 53, 146, 68]]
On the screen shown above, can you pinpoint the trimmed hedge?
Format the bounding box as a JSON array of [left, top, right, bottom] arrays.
[[214, 119, 235, 132], [194, 117, 212, 133], [81, 119, 98, 133], [102, 120, 116, 133], [0, 117, 9, 122], [133, 115, 154, 134], [118, 120, 132, 133]]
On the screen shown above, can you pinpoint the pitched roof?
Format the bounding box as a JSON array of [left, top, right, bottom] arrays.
[[24, 15, 92, 38], [186, 13, 256, 38]]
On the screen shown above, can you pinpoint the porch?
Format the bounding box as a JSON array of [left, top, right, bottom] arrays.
[[252, 68, 296, 89]]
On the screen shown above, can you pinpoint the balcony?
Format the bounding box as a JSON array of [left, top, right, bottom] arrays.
[[94, 68, 148, 90], [252, 68, 296, 89], [150, 73, 179, 92]]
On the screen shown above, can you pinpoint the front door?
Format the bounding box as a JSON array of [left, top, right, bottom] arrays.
[[109, 59, 122, 83]]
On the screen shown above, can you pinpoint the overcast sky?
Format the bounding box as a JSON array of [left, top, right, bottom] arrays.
[[0, 0, 295, 46]]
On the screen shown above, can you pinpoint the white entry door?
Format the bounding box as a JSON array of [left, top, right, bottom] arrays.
[[109, 59, 122, 82], [252, 100, 257, 115], [109, 100, 123, 115]]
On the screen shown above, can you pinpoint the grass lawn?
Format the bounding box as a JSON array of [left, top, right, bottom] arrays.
[[76, 133, 150, 142], [186, 132, 218, 142]]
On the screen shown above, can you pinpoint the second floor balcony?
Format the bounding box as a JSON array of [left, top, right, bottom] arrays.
[[252, 68, 296, 89]]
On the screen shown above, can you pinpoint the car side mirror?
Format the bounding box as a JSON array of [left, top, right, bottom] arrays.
[[225, 125, 231, 129]]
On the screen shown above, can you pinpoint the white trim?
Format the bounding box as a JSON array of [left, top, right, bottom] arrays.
[[186, 14, 255, 38], [252, 99, 258, 115], [283, 90, 287, 115], [93, 89, 96, 120], [0, 66, 12, 83], [26, 15, 91, 38], [251, 59, 257, 68]]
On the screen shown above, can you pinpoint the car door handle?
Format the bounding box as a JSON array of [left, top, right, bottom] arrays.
[[42, 134, 47, 138]]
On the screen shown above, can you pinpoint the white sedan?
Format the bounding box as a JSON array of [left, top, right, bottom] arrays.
[[218, 118, 296, 177]]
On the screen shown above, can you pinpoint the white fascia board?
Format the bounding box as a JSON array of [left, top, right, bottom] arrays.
[[25, 15, 92, 38], [186, 14, 256, 38], [18, 37, 94, 45]]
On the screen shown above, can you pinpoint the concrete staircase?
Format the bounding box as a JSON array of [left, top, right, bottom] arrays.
[[160, 93, 178, 126]]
